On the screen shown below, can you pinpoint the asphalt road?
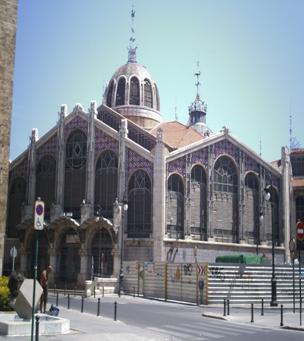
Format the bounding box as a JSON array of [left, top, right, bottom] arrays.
[[49, 294, 304, 340]]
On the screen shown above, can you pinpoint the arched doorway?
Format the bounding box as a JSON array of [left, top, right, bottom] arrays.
[[57, 228, 80, 284], [90, 229, 113, 278], [27, 230, 49, 278]]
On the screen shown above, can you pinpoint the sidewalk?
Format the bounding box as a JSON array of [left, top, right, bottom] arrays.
[[202, 304, 304, 331]]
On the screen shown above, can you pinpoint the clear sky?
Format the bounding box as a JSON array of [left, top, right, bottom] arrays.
[[11, 0, 304, 161]]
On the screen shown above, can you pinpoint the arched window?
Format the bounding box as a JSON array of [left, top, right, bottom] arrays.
[[7, 177, 26, 237], [106, 79, 114, 107], [190, 165, 207, 239], [129, 77, 140, 105], [115, 77, 126, 106], [167, 174, 184, 239], [64, 130, 87, 219], [155, 83, 160, 111], [36, 155, 56, 220], [144, 79, 153, 108], [244, 173, 259, 244], [128, 170, 152, 238], [296, 196, 304, 222], [95, 150, 118, 219], [213, 156, 238, 242]]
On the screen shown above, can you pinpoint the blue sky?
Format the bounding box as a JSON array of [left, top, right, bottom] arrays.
[[11, 0, 304, 161]]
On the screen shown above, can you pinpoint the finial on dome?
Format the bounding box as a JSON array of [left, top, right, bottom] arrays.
[[128, 1, 137, 63], [194, 60, 201, 98]]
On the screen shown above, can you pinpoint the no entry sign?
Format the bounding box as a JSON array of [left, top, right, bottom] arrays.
[[296, 221, 304, 251]]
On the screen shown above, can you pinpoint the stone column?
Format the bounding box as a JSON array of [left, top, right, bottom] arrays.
[[185, 154, 191, 239], [153, 129, 167, 261], [117, 119, 128, 201], [207, 145, 215, 240], [238, 150, 245, 243], [281, 146, 291, 262], [82, 101, 96, 222], [78, 247, 88, 284], [259, 168, 267, 244], [27, 128, 38, 204], [52, 105, 66, 220], [112, 247, 120, 277]]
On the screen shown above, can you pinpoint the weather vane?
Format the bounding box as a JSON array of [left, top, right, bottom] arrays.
[[128, 1, 137, 62]]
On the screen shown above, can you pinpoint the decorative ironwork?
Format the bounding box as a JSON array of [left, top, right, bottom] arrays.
[[214, 156, 238, 193], [95, 129, 119, 159], [64, 115, 88, 140], [130, 77, 140, 105], [97, 109, 121, 132], [36, 134, 58, 162], [144, 79, 153, 108], [127, 149, 153, 179], [128, 124, 156, 151], [168, 156, 187, 177], [116, 78, 126, 106]]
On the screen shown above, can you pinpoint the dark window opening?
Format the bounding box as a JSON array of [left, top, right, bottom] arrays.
[[116, 78, 126, 106], [106, 80, 114, 107], [129, 77, 140, 105], [144, 79, 153, 108]]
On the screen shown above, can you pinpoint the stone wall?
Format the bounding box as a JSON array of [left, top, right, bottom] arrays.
[[0, 0, 18, 274]]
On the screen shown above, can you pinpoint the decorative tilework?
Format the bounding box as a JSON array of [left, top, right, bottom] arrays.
[[168, 156, 187, 177], [191, 148, 209, 167], [244, 154, 260, 174], [36, 134, 58, 162], [10, 157, 28, 180], [213, 140, 240, 163], [95, 129, 119, 159], [64, 115, 88, 139], [127, 149, 153, 179]]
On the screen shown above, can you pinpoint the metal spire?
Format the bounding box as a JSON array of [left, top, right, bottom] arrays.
[[194, 61, 201, 99], [259, 138, 262, 157], [128, 1, 137, 62]]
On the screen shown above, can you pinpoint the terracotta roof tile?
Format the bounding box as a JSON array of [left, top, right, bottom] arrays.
[[150, 121, 203, 149], [292, 178, 304, 189]]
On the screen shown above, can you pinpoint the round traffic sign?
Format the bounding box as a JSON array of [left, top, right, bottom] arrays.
[[289, 238, 296, 252], [36, 204, 44, 215], [297, 221, 304, 240], [10, 246, 17, 258]]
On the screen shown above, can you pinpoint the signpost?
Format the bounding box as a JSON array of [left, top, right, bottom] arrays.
[[289, 238, 296, 314], [31, 199, 45, 341], [296, 221, 304, 326]]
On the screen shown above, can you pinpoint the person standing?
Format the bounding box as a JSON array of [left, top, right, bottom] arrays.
[[40, 265, 53, 313]]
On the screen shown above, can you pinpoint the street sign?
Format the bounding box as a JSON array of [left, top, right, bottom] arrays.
[[10, 246, 17, 272], [34, 200, 45, 230], [296, 221, 304, 251]]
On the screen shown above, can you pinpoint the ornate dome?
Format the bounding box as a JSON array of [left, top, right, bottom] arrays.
[[103, 49, 161, 130]]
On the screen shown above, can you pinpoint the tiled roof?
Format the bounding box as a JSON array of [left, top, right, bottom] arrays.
[[150, 121, 203, 149]]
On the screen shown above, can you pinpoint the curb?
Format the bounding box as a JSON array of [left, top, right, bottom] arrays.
[[202, 313, 227, 320]]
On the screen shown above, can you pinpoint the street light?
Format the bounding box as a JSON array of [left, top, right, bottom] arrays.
[[118, 195, 128, 297], [264, 186, 277, 306]]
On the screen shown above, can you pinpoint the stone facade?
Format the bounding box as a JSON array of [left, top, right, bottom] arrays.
[[0, 0, 18, 275]]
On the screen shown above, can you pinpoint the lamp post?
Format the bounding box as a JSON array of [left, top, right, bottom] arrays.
[[118, 195, 128, 297], [264, 186, 277, 306]]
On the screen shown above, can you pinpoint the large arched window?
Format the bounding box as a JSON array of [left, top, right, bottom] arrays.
[[106, 79, 114, 107], [213, 156, 238, 242], [129, 76, 140, 105], [144, 79, 153, 108], [95, 150, 118, 219], [264, 187, 280, 245], [127, 170, 152, 238], [296, 196, 304, 222], [115, 77, 126, 106], [244, 173, 259, 244], [167, 174, 184, 239], [36, 155, 56, 220], [7, 177, 26, 237], [190, 165, 207, 239], [64, 130, 87, 219]]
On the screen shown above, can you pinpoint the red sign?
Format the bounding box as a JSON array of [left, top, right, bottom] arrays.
[[296, 221, 304, 240]]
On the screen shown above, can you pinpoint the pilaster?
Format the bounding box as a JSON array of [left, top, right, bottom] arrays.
[[184, 154, 191, 238], [27, 128, 38, 205], [238, 150, 245, 243], [282, 146, 290, 262], [78, 247, 88, 284], [207, 145, 214, 240], [117, 119, 128, 201], [53, 105, 66, 219], [153, 128, 167, 261]]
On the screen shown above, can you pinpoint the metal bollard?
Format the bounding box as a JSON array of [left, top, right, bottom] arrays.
[[97, 298, 100, 316], [133, 287, 135, 298], [261, 298, 264, 316], [102, 286, 105, 297], [94, 286, 96, 298], [67, 294, 70, 309], [56, 291, 59, 307], [227, 299, 230, 315], [81, 296, 84, 313], [280, 304, 284, 327], [35, 315, 40, 341], [223, 299, 226, 316], [301, 298, 302, 326], [114, 301, 117, 321], [251, 303, 254, 323]]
